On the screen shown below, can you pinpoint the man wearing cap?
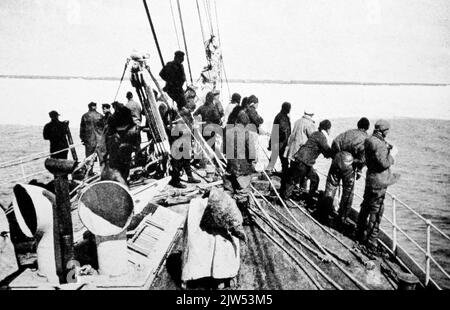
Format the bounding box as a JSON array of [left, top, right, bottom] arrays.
[[285, 109, 316, 190], [80, 102, 104, 159], [281, 120, 334, 201], [159, 51, 187, 110], [224, 93, 241, 124], [43, 111, 69, 159], [321, 117, 370, 228], [285, 110, 316, 161], [102, 103, 112, 126], [356, 119, 400, 255]]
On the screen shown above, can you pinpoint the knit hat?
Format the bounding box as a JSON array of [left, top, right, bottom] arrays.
[[375, 119, 390, 132]]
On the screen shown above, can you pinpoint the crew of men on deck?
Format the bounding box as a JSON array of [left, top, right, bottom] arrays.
[[44, 50, 399, 257]]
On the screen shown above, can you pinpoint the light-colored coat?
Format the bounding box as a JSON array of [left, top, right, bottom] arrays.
[[285, 115, 315, 161]]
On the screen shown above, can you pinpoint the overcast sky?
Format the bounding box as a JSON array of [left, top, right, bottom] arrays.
[[0, 0, 449, 83]]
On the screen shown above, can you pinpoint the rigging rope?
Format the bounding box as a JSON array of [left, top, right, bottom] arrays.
[[142, 0, 165, 68], [212, 0, 231, 96], [176, 0, 193, 84], [0, 144, 82, 170], [113, 59, 130, 101], [203, 0, 214, 35], [195, 0, 207, 51], [169, 0, 181, 50], [213, 0, 222, 46]]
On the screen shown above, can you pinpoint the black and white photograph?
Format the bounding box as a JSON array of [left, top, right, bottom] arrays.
[[0, 0, 449, 295]]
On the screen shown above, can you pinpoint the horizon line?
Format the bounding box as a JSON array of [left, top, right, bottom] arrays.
[[0, 74, 449, 87], [1, 116, 449, 128]]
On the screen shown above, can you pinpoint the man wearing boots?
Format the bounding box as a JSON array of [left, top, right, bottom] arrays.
[[168, 108, 200, 188], [321, 117, 370, 229], [223, 110, 255, 225], [267, 102, 292, 177], [280, 120, 333, 202], [356, 119, 400, 255]]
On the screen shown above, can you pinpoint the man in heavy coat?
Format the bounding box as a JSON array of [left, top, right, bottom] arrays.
[[80, 102, 104, 158], [267, 102, 292, 177], [43, 110, 69, 159], [159, 51, 187, 110], [321, 117, 370, 227], [281, 120, 334, 200], [285, 110, 315, 161], [356, 119, 400, 254]]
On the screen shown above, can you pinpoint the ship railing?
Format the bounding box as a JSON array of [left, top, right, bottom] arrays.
[[315, 169, 450, 290], [0, 138, 156, 188], [0, 144, 83, 188]]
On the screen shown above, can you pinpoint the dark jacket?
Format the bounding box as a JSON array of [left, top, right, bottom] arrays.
[[294, 131, 333, 167], [43, 120, 69, 153], [106, 104, 136, 140], [103, 112, 112, 127], [269, 111, 291, 155], [331, 128, 368, 170], [227, 105, 244, 125], [193, 103, 222, 125], [364, 131, 399, 188], [80, 110, 104, 147], [159, 60, 186, 90], [224, 124, 254, 176], [246, 106, 264, 131], [101, 104, 139, 170]]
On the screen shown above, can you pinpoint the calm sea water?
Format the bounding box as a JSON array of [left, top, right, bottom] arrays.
[[0, 78, 449, 286]]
